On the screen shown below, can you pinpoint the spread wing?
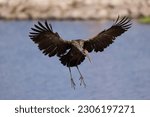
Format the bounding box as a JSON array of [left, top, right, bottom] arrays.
[[83, 16, 132, 52], [29, 21, 71, 57]]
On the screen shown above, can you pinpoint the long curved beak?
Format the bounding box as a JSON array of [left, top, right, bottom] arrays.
[[86, 54, 92, 63]]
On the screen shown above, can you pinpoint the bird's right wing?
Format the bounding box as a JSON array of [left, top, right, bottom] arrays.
[[83, 16, 132, 52], [29, 21, 71, 57]]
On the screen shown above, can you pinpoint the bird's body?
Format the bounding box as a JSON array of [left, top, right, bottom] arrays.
[[29, 16, 131, 89], [60, 39, 86, 67]]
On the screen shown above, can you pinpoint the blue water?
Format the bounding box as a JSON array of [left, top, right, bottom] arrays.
[[0, 20, 150, 99]]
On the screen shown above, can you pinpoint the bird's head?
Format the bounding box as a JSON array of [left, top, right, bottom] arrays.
[[72, 40, 92, 63], [82, 49, 92, 63]]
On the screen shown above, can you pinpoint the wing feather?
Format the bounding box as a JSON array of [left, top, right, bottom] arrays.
[[29, 21, 71, 57], [84, 16, 132, 52]]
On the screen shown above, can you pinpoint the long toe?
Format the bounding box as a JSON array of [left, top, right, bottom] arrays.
[[79, 76, 86, 88], [71, 78, 76, 89]]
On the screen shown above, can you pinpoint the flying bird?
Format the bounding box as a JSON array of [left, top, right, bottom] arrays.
[[29, 16, 131, 89]]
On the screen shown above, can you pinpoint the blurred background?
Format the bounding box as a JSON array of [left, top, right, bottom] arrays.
[[0, 0, 150, 20], [0, 0, 150, 99]]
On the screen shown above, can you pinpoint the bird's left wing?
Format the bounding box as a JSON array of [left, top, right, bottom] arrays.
[[83, 16, 132, 52], [29, 21, 71, 57]]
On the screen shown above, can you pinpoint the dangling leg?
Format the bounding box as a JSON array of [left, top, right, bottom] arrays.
[[76, 66, 86, 88], [69, 67, 76, 89]]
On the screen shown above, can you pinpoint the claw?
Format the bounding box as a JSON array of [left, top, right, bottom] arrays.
[[76, 66, 86, 88], [79, 76, 86, 88]]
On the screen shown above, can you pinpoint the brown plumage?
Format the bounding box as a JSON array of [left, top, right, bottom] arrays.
[[29, 16, 132, 89]]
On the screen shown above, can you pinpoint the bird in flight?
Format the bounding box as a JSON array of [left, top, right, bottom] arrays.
[[29, 16, 131, 89]]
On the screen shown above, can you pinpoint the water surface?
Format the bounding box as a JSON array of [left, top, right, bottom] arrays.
[[0, 20, 150, 99]]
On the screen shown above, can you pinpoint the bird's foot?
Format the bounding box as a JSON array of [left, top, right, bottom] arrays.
[[79, 76, 86, 88], [71, 78, 76, 90]]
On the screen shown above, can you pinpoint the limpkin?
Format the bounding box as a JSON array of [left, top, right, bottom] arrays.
[[29, 16, 131, 89]]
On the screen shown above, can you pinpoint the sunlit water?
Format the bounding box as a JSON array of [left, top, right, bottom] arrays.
[[0, 20, 150, 99]]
